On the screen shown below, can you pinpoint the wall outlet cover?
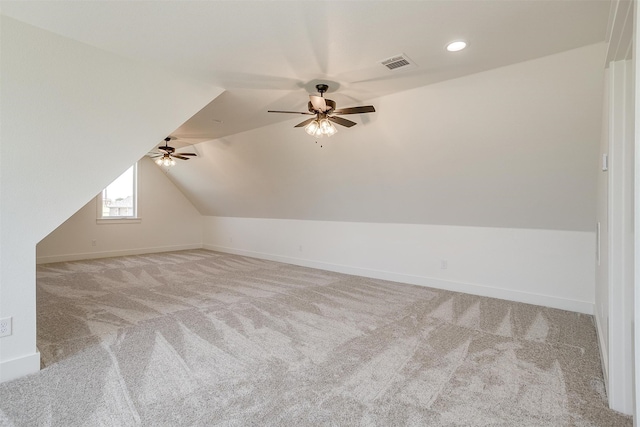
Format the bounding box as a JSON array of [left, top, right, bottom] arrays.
[[0, 317, 12, 337]]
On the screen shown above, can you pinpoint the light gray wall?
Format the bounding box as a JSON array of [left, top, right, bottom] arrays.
[[196, 44, 607, 316], [204, 217, 596, 314], [171, 43, 605, 232], [36, 157, 203, 263]]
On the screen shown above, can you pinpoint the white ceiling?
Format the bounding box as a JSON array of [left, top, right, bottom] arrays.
[[2, 1, 611, 141]]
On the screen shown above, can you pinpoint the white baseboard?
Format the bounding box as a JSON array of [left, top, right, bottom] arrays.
[[203, 244, 594, 315], [36, 243, 203, 264], [0, 351, 40, 383], [594, 311, 609, 397]]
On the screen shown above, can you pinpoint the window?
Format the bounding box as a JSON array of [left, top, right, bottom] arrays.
[[96, 163, 139, 222]]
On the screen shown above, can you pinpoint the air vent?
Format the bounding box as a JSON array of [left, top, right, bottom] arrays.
[[380, 54, 416, 71]]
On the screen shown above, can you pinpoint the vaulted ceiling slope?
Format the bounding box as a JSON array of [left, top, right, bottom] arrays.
[[2, 1, 610, 231], [168, 43, 606, 232], [2, 1, 610, 140]]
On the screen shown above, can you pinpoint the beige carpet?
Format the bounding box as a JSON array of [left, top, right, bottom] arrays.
[[0, 249, 632, 426]]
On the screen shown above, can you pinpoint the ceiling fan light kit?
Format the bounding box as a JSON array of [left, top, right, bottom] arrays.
[[305, 116, 337, 138], [156, 155, 176, 167], [268, 83, 375, 138]]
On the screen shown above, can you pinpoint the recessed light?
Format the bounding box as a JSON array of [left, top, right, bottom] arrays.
[[446, 41, 467, 52]]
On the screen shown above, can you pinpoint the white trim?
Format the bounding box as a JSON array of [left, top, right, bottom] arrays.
[[633, 0, 640, 421], [0, 351, 40, 384], [595, 311, 610, 392], [203, 244, 594, 315], [606, 58, 635, 415], [96, 218, 142, 225], [36, 243, 203, 264]]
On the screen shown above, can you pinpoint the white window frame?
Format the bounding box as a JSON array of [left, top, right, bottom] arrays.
[[96, 163, 141, 224]]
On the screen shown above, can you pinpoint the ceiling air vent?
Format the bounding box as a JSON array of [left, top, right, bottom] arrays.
[[380, 54, 416, 71]]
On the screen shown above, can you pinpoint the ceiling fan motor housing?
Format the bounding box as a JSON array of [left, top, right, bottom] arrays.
[[308, 99, 336, 114]]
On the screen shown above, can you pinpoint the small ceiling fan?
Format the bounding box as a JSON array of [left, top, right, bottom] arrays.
[[149, 137, 197, 167], [268, 84, 375, 137]]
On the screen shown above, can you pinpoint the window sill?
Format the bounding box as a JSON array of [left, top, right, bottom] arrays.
[[96, 218, 142, 225]]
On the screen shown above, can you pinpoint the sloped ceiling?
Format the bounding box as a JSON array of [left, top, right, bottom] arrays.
[[2, 1, 610, 139], [166, 43, 606, 231], [2, 1, 611, 230]]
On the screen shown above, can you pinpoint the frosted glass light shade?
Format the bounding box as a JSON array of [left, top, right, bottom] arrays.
[[319, 118, 331, 133], [305, 120, 320, 136], [304, 117, 338, 138], [326, 122, 337, 136]]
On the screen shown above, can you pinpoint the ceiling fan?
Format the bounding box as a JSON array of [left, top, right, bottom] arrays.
[[149, 137, 197, 167], [268, 84, 375, 137]]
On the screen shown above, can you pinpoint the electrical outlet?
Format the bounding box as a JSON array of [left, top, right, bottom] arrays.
[[0, 317, 12, 337], [440, 260, 448, 270], [91, 240, 97, 247]]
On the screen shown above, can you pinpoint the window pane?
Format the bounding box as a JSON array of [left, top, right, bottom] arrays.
[[102, 166, 135, 217]]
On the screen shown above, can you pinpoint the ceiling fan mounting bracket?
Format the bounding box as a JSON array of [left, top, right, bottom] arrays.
[[316, 84, 329, 96]]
